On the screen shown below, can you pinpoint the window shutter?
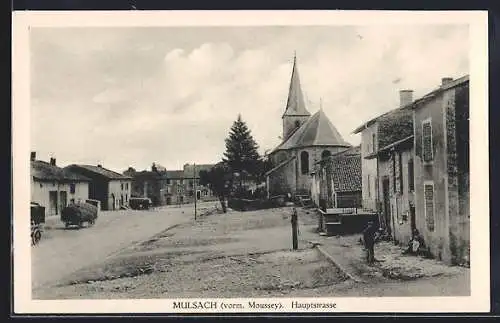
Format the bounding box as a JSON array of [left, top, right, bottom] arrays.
[[408, 159, 415, 191], [422, 121, 433, 162], [424, 184, 435, 231]]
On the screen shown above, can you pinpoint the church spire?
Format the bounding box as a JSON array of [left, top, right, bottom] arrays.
[[282, 53, 311, 119]]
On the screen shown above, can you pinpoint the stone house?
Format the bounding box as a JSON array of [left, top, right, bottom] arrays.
[[64, 164, 132, 211], [182, 164, 217, 203], [310, 149, 362, 210], [411, 76, 470, 265], [352, 89, 415, 213], [163, 164, 217, 205], [354, 75, 470, 265], [266, 55, 352, 198], [163, 170, 185, 205], [367, 108, 415, 243], [30, 153, 90, 216], [124, 164, 169, 206]]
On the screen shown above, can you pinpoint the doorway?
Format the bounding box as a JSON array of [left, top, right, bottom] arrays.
[[382, 177, 391, 234], [410, 205, 416, 233], [49, 191, 58, 216], [59, 191, 67, 213], [196, 190, 201, 200], [111, 193, 116, 210]]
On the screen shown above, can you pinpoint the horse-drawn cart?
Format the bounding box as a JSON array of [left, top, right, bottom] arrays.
[[61, 202, 98, 228], [30, 202, 45, 246]]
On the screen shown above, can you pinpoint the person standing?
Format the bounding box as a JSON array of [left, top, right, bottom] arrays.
[[363, 221, 377, 264]]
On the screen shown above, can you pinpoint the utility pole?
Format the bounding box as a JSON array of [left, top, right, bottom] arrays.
[[194, 163, 197, 221]]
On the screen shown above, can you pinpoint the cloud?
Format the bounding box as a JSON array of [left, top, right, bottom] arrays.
[[29, 25, 469, 171]]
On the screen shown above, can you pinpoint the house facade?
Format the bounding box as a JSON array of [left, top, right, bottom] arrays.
[[124, 164, 169, 206], [266, 55, 352, 198], [30, 154, 90, 216], [64, 164, 132, 211], [182, 164, 217, 203], [354, 76, 470, 265], [353, 90, 415, 213], [162, 164, 216, 205], [412, 76, 470, 265]]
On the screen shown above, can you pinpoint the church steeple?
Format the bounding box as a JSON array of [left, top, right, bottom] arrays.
[[282, 54, 311, 118], [282, 54, 311, 140]]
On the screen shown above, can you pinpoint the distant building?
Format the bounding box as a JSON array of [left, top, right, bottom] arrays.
[[183, 164, 217, 203], [164, 170, 186, 205], [64, 164, 132, 211], [162, 164, 217, 205], [124, 164, 169, 206], [266, 55, 352, 198], [30, 153, 90, 216]]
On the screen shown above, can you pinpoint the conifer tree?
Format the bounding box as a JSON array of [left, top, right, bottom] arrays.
[[223, 114, 261, 179]]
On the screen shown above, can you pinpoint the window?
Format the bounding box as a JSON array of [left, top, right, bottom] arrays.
[[300, 151, 309, 175], [422, 120, 433, 162], [121, 183, 124, 190], [126, 183, 129, 190], [372, 133, 376, 153], [166, 179, 171, 184], [424, 183, 435, 231], [408, 158, 415, 191], [321, 150, 331, 160], [70, 183, 76, 194]]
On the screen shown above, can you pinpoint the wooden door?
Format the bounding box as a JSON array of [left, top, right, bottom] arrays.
[[382, 177, 391, 234]]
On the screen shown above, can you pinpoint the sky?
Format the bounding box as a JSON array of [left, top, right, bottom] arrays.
[[30, 25, 469, 172]]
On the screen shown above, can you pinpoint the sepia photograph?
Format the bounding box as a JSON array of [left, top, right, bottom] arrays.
[[12, 10, 489, 313]]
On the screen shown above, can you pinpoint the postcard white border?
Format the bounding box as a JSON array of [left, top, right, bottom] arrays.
[[12, 10, 490, 314]]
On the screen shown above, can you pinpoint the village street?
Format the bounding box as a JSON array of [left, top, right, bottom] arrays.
[[33, 206, 470, 299], [31, 202, 218, 293]]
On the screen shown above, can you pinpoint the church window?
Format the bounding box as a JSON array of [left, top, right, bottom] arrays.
[[300, 151, 309, 175], [321, 150, 331, 160]]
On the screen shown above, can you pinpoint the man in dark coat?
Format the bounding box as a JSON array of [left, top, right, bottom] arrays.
[[362, 221, 377, 264]]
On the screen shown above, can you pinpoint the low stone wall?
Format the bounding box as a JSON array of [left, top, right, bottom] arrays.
[[228, 198, 279, 211]]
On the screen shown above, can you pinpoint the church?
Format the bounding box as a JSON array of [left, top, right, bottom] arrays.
[[265, 55, 352, 198]]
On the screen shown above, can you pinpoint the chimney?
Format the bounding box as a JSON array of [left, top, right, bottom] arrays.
[[441, 77, 453, 86], [30, 152, 36, 161], [49, 157, 56, 166], [399, 89, 414, 108], [97, 164, 102, 168]]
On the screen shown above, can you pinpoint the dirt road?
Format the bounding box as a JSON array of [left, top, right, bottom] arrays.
[[31, 202, 216, 292]]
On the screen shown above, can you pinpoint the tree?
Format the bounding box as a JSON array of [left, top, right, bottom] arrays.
[[223, 114, 261, 186], [199, 163, 232, 213]]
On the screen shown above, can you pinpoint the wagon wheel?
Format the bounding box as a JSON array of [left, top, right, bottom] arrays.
[[33, 230, 41, 245]]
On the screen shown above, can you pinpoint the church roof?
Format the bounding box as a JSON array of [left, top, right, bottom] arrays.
[[273, 109, 352, 152], [282, 55, 311, 118]]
